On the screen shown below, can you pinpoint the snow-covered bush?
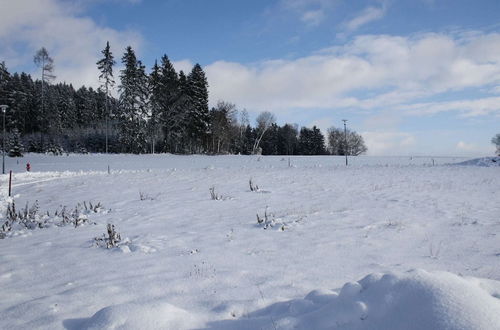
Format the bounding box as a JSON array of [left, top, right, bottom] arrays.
[[94, 224, 122, 249], [55, 201, 101, 227], [46, 142, 64, 156], [0, 199, 103, 239], [0, 200, 43, 238], [75, 142, 89, 154], [26, 136, 43, 153]]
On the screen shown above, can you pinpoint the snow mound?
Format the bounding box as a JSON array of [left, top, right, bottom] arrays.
[[81, 301, 204, 330], [454, 156, 500, 167], [207, 269, 500, 330]]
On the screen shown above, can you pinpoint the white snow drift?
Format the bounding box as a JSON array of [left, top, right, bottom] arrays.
[[204, 269, 500, 330]]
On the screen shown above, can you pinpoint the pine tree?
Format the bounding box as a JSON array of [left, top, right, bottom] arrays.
[[96, 41, 115, 153], [298, 127, 312, 155], [278, 124, 299, 155], [298, 126, 325, 155], [187, 64, 209, 153], [56, 84, 76, 131], [8, 128, 23, 157], [118, 46, 149, 153], [167, 69, 191, 153], [0, 62, 10, 106], [0, 62, 14, 139], [157, 55, 182, 153], [45, 83, 62, 135], [149, 60, 162, 153], [310, 126, 327, 155], [0, 60, 124, 154], [242, 125, 255, 155], [260, 123, 280, 155], [19, 73, 38, 134]]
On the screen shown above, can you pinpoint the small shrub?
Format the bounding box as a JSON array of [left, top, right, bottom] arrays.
[[249, 178, 259, 192], [95, 224, 122, 249], [2, 200, 43, 232], [256, 206, 275, 229], [139, 191, 157, 201], [209, 186, 222, 200], [255, 207, 291, 231], [0, 199, 103, 239], [429, 240, 442, 259]]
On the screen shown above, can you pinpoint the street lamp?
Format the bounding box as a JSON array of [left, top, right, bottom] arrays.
[[342, 119, 348, 166], [1, 105, 8, 174]]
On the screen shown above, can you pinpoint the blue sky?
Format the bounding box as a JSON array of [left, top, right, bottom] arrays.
[[0, 0, 499, 156]]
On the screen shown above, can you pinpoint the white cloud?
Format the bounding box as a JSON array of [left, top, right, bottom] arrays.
[[491, 86, 500, 94], [362, 131, 416, 156], [309, 117, 333, 137], [456, 141, 476, 151], [205, 32, 500, 116], [172, 60, 194, 75], [301, 10, 326, 26], [362, 113, 402, 130], [404, 97, 500, 117], [280, 0, 334, 11], [0, 0, 143, 89], [277, 0, 336, 27], [344, 4, 387, 32], [455, 141, 495, 155]]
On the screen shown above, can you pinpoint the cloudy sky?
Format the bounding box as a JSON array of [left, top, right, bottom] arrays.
[[1, 0, 499, 156]]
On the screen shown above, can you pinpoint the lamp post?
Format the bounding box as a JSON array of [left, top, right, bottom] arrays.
[[1, 105, 8, 174], [342, 119, 348, 166]]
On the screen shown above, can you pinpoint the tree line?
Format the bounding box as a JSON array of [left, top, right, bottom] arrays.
[[0, 43, 367, 156]]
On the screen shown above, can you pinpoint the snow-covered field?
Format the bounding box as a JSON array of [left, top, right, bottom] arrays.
[[1, 154, 499, 329]]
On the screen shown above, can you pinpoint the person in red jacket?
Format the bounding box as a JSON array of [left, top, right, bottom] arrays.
[[26, 162, 31, 172]]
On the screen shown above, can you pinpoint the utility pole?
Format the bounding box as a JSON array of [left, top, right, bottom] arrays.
[[41, 57, 44, 148], [105, 90, 109, 154], [342, 119, 348, 166], [1, 105, 8, 174]]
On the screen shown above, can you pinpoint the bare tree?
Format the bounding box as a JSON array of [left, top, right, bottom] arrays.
[[492, 133, 500, 156], [34, 47, 55, 146], [34, 48, 55, 83], [239, 109, 249, 139], [327, 127, 367, 156], [252, 111, 276, 154], [209, 101, 237, 153]]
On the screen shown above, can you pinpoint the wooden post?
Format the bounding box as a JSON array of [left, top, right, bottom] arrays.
[[8, 170, 12, 197]]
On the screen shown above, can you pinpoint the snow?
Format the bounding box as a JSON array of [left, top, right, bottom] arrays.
[[454, 156, 500, 167], [0, 154, 499, 329], [206, 269, 500, 330], [77, 302, 205, 330]]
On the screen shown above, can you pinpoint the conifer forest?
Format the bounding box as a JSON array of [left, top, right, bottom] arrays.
[[0, 44, 366, 156]]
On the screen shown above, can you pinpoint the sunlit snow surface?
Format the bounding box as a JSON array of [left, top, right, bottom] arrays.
[[1, 154, 499, 329]]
